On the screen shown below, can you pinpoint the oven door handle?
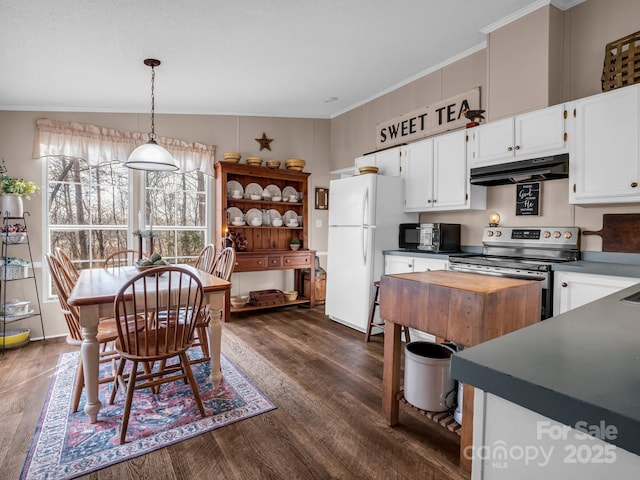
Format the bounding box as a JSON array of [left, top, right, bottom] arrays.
[[449, 265, 544, 281]]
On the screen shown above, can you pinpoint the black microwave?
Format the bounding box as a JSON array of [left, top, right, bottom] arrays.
[[399, 223, 421, 249]]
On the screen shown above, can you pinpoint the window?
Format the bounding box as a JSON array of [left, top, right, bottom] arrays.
[[46, 156, 210, 296], [143, 170, 208, 263]]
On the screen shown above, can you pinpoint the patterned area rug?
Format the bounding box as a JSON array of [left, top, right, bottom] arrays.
[[21, 350, 276, 480]]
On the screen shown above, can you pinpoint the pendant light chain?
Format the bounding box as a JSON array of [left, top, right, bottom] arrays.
[[125, 58, 177, 171], [149, 65, 156, 141]]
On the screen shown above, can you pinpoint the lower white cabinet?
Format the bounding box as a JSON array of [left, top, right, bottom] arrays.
[[384, 255, 448, 274], [553, 271, 640, 315], [384, 254, 448, 342]]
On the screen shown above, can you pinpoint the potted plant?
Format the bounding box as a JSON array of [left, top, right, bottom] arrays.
[[289, 237, 301, 251], [0, 160, 41, 218]]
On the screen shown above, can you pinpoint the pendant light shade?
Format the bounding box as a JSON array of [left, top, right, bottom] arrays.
[[125, 59, 178, 171]]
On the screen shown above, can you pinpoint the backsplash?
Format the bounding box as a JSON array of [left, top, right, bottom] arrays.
[[420, 179, 640, 252]]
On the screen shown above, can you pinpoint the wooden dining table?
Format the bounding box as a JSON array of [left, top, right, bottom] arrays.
[[67, 264, 230, 423]]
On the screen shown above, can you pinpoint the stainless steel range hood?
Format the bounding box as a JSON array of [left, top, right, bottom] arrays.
[[470, 153, 569, 186]]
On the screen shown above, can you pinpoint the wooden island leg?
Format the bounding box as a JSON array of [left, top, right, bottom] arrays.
[[382, 320, 402, 425], [460, 384, 475, 472]]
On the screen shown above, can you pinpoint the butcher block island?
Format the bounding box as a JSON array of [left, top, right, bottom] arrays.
[[379, 270, 541, 472]]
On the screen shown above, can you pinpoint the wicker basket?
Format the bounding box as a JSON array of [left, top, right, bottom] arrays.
[[602, 31, 640, 91], [0, 259, 29, 280], [2, 232, 27, 244]]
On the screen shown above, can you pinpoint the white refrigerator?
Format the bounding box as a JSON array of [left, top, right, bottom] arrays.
[[325, 174, 418, 332]]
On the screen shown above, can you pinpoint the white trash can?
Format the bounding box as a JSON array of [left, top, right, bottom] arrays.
[[404, 341, 456, 412]]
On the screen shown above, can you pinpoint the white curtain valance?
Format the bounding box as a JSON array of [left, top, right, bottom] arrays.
[[33, 118, 216, 176]]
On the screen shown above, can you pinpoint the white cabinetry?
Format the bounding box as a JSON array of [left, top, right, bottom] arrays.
[[355, 146, 401, 177], [402, 131, 486, 212], [568, 85, 640, 204], [384, 254, 448, 342], [384, 254, 448, 274], [553, 271, 639, 315], [469, 104, 567, 168]]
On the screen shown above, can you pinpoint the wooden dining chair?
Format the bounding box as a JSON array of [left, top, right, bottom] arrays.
[[103, 249, 144, 268], [194, 244, 217, 274], [211, 246, 236, 281], [54, 247, 80, 284], [46, 253, 120, 412], [109, 265, 207, 444], [190, 246, 236, 363], [190, 244, 218, 362]]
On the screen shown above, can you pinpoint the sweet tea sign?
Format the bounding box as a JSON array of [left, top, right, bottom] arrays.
[[375, 87, 480, 149]]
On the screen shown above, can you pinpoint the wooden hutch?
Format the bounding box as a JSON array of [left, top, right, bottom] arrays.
[[215, 161, 316, 315]]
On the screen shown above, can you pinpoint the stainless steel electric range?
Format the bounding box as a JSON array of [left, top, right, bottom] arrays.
[[448, 226, 580, 320]]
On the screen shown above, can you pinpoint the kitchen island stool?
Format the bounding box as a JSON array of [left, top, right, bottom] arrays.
[[365, 281, 411, 343]]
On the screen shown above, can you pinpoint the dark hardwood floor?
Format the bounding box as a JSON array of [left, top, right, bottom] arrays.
[[1, 306, 468, 480]]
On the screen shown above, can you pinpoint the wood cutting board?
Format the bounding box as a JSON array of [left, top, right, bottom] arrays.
[[582, 213, 640, 253]]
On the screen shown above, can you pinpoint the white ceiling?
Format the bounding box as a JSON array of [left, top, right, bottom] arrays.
[[0, 0, 582, 119]]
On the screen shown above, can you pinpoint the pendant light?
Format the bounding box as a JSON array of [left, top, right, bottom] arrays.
[[125, 58, 178, 171]]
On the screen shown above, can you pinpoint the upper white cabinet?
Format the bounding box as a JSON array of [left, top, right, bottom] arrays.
[[568, 84, 640, 204], [355, 146, 401, 177], [402, 131, 486, 212], [468, 104, 568, 168], [402, 137, 433, 211], [553, 271, 639, 315]]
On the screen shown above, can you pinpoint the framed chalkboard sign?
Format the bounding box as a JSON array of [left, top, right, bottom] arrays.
[[516, 182, 540, 216]]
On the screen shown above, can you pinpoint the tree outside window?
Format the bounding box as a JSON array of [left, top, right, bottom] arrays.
[[46, 157, 209, 296]]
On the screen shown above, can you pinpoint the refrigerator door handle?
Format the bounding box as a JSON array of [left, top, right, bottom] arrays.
[[361, 225, 375, 266], [361, 226, 366, 266], [362, 188, 369, 226]]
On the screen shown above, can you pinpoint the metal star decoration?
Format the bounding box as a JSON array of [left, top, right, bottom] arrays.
[[255, 132, 273, 151]]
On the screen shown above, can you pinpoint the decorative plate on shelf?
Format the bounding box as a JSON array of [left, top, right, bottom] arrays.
[[226, 207, 244, 224], [244, 183, 264, 199], [283, 210, 298, 224], [268, 209, 282, 222], [226, 180, 244, 198], [282, 186, 298, 200], [263, 184, 281, 199], [245, 208, 262, 225]]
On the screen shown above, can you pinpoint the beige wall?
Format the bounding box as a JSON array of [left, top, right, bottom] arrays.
[[0, 110, 330, 339], [330, 49, 488, 172], [565, 0, 640, 101], [487, 4, 557, 120], [330, 0, 640, 249]]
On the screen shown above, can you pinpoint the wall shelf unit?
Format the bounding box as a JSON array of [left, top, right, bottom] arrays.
[[1, 213, 45, 353]]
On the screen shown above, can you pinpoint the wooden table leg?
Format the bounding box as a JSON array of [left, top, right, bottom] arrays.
[[79, 304, 101, 423], [208, 293, 224, 389], [382, 320, 402, 426]]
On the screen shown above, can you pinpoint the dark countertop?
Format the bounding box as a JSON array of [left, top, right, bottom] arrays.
[[383, 249, 480, 259], [552, 259, 640, 278], [451, 282, 640, 456], [387, 249, 640, 278]]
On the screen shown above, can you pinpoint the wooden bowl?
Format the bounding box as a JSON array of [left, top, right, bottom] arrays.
[[230, 295, 249, 308], [283, 290, 298, 302], [358, 166, 379, 175], [246, 156, 263, 166], [266, 160, 281, 169], [285, 158, 305, 166], [223, 152, 241, 163]]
